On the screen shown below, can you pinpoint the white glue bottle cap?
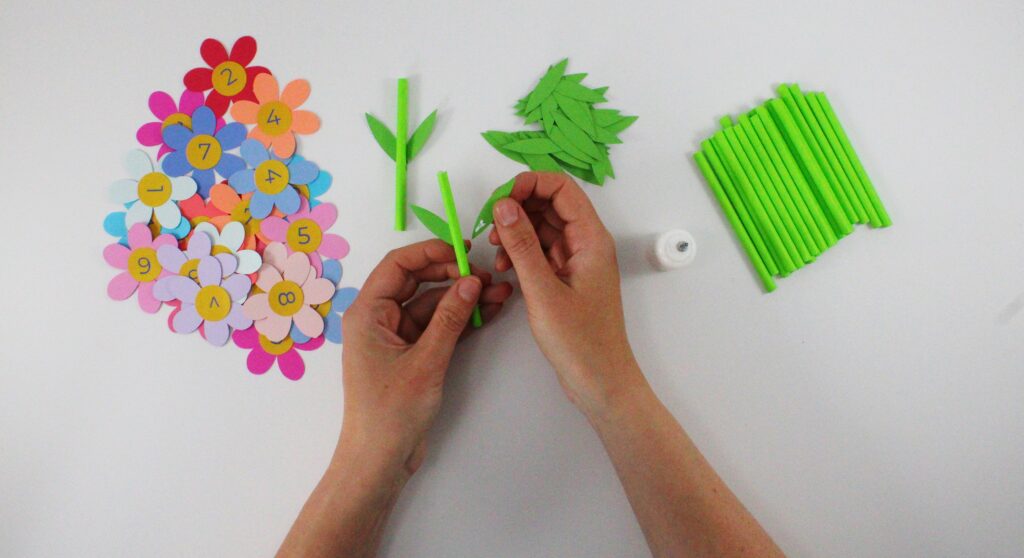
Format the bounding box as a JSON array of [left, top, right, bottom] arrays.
[[649, 229, 696, 271]]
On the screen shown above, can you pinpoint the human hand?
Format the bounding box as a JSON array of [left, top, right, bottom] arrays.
[[488, 172, 644, 415], [336, 239, 513, 477]]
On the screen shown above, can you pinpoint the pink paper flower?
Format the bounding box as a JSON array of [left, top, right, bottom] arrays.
[[153, 256, 252, 346], [243, 243, 334, 342], [104, 223, 177, 313], [259, 200, 349, 276], [135, 90, 225, 159], [232, 326, 324, 381]]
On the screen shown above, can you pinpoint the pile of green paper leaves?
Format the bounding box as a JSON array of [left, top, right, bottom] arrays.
[[482, 58, 637, 186], [694, 83, 891, 293]]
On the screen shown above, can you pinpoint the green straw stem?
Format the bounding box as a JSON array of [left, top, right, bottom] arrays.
[[788, 84, 868, 223], [816, 92, 892, 227], [702, 140, 779, 276], [755, 105, 838, 246], [748, 111, 828, 253], [767, 98, 852, 236], [695, 151, 776, 292], [395, 78, 409, 231], [735, 116, 813, 264], [805, 92, 881, 227], [437, 171, 483, 328]]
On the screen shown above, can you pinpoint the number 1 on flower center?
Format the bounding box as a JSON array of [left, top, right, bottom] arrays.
[[137, 172, 173, 207]]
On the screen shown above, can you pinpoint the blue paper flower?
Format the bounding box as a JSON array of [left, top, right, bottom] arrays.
[[103, 207, 191, 246], [161, 105, 247, 197], [288, 154, 332, 208], [228, 139, 319, 219]]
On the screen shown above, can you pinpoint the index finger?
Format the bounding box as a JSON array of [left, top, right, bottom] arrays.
[[361, 239, 465, 302], [510, 171, 602, 227]]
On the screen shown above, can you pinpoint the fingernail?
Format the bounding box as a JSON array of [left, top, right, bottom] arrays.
[[457, 277, 481, 302], [495, 199, 519, 226]]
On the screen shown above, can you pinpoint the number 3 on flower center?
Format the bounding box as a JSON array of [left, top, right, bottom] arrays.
[[286, 219, 323, 253], [257, 101, 293, 136]]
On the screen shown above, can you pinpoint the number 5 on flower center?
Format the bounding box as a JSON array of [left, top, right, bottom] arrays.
[[286, 219, 322, 253]]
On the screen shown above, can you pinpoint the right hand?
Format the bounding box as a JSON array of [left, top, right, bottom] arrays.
[[489, 172, 645, 414]]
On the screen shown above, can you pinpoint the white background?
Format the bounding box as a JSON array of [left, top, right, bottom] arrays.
[[2, 1, 1022, 556]]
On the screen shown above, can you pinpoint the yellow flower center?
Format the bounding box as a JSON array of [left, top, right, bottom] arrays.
[[254, 160, 290, 195], [259, 334, 294, 355], [162, 112, 192, 130], [286, 218, 323, 254], [268, 280, 304, 316], [195, 285, 232, 321], [256, 100, 293, 136], [185, 134, 222, 170], [211, 61, 247, 97], [137, 172, 173, 207], [128, 247, 162, 282], [180, 258, 200, 283]]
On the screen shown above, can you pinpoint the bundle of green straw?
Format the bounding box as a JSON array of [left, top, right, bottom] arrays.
[[694, 84, 891, 292]]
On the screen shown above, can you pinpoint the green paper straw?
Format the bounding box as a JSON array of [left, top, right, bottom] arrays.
[[777, 84, 857, 224], [695, 150, 776, 292], [748, 111, 828, 253], [816, 92, 892, 227], [437, 171, 483, 328], [395, 78, 409, 231], [721, 123, 798, 274], [789, 84, 868, 223], [805, 92, 881, 227], [767, 98, 853, 236], [702, 140, 779, 276], [755, 105, 838, 247], [735, 115, 814, 263], [713, 130, 795, 275]]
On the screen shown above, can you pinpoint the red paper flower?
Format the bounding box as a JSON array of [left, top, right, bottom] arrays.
[[183, 36, 271, 117]]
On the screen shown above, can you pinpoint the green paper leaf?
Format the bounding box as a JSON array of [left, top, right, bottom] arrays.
[[553, 112, 601, 159], [555, 80, 607, 103], [564, 73, 587, 83], [406, 110, 437, 161], [605, 115, 638, 134], [524, 106, 543, 124], [502, 138, 561, 154], [411, 205, 453, 245], [592, 86, 609, 97], [471, 178, 515, 237], [481, 130, 527, 165], [592, 108, 621, 126], [592, 125, 622, 144], [522, 152, 563, 172], [365, 113, 396, 160], [554, 92, 596, 137], [541, 96, 557, 135], [552, 149, 589, 168], [549, 124, 596, 163], [562, 162, 600, 185], [525, 58, 568, 113]]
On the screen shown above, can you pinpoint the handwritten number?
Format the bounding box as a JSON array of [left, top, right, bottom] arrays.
[[265, 168, 281, 185], [266, 109, 281, 125], [278, 291, 297, 306], [138, 257, 151, 275], [297, 226, 310, 245], [199, 142, 211, 159], [219, 67, 238, 86]]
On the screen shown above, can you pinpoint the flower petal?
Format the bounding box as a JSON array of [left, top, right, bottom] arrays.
[[230, 100, 259, 124], [288, 158, 319, 185], [289, 322, 311, 343], [170, 176, 198, 200], [149, 91, 176, 120], [222, 274, 252, 302], [332, 287, 359, 313], [216, 253, 239, 276], [229, 169, 256, 195], [321, 259, 342, 284], [215, 153, 245, 182], [283, 252, 311, 284], [229, 35, 257, 65], [309, 202, 337, 229], [152, 233, 178, 250], [163, 215, 191, 240], [205, 92, 229, 117], [209, 182, 241, 212], [153, 202, 182, 229], [259, 216, 289, 241], [204, 320, 230, 346], [302, 278, 335, 305], [180, 90, 204, 114], [194, 170, 216, 196], [125, 202, 154, 227], [219, 221, 245, 251], [324, 312, 342, 344], [192, 106, 216, 136], [235, 249, 262, 274], [291, 110, 320, 135], [110, 179, 139, 204], [255, 265, 283, 294], [103, 243, 131, 269], [200, 38, 229, 67], [253, 73, 279, 103], [277, 349, 305, 380], [232, 325, 259, 349], [274, 186, 300, 215], [173, 304, 203, 333], [249, 191, 274, 219], [191, 221, 220, 245], [136, 122, 164, 146], [271, 131, 296, 158], [137, 283, 162, 313], [161, 150, 191, 177], [307, 169, 332, 198], [125, 149, 153, 178], [281, 79, 310, 109], [297, 335, 326, 352], [259, 312, 292, 342], [184, 67, 213, 91], [104, 212, 128, 239], [262, 243, 288, 271], [126, 222, 153, 248], [240, 138, 269, 167], [243, 292, 271, 320], [293, 305, 324, 338], [107, 272, 138, 300], [198, 256, 222, 287], [157, 244, 187, 273], [225, 306, 253, 330], [318, 234, 350, 259], [162, 124, 193, 152], [216, 122, 248, 150], [246, 346, 275, 375]]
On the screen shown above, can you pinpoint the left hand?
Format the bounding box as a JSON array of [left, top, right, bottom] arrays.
[[335, 239, 513, 478]]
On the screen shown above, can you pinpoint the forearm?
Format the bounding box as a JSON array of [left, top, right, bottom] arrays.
[[276, 445, 408, 558], [584, 364, 784, 558]]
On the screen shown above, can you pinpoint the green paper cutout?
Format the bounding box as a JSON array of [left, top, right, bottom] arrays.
[[553, 112, 601, 159], [411, 204, 452, 245], [365, 113, 396, 160], [522, 153, 562, 172], [555, 80, 607, 103], [592, 108, 621, 126], [525, 58, 568, 113], [471, 179, 515, 238], [481, 131, 528, 165], [604, 115, 638, 134], [407, 110, 438, 161], [554, 92, 596, 137], [436, 171, 482, 328], [503, 138, 561, 155]]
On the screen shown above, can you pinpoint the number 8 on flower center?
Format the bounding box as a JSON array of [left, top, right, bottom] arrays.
[[255, 160, 290, 195], [286, 219, 322, 253], [269, 280, 304, 316]]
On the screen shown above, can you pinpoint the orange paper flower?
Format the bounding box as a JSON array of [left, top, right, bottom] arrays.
[[230, 74, 319, 158]]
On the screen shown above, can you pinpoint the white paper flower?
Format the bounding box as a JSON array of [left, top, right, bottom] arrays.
[[110, 149, 197, 228], [192, 221, 262, 274]]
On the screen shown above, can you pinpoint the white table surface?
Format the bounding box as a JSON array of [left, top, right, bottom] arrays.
[[2, 1, 1023, 556]]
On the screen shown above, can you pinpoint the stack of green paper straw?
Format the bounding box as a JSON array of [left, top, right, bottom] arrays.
[[694, 84, 891, 292]]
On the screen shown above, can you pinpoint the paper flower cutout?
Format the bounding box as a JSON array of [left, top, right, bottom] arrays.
[[104, 208, 190, 246], [230, 74, 319, 158], [183, 36, 270, 117], [259, 200, 350, 276], [110, 150, 197, 229], [192, 221, 263, 274], [104, 223, 177, 313], [232, 326, 324, 381], [243, 243, 334, 342], [162, 106, 247, 197], [136, 90, 226, 159], [155, 228, 239, 293], [178, 192, 227, 227], [229, 139, 318, 218], [154, 257, 252, 346], [205, 182, 263, 248], [288, 154, 331, 208]]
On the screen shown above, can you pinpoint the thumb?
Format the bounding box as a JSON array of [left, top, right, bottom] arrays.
[[411, 276, 481, 369], [493, 198, 559, 299]]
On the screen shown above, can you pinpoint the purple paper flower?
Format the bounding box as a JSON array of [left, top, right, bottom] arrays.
[[153, 256, 252, 346]]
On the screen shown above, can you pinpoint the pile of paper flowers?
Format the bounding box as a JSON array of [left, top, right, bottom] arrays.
[[102, 36, 357, 380]]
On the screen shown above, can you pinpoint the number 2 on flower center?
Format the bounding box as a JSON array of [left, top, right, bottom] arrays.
[[212, 61, 247, 97]]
